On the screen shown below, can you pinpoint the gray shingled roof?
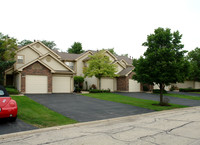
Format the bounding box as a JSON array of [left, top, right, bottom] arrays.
[[117, 56, 133, 65], [118, 66, 134, 76], [53, 50, 86, 61]]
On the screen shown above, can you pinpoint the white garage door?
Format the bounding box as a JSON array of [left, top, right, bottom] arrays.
[[101, 78, 114, 91], [129, 79, 140, 92], [26, 75, 48, 94], [52, 76, 71, 93]]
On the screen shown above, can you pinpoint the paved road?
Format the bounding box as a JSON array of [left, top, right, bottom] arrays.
[[169, 91, 200, 97], [116, 92, 200, 106], [27, 93, 153, 122], [1, 107, 199, 145], [0, 118, 37, 135]]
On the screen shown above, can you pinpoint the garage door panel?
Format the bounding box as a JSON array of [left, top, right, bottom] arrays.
[[129, 79, 140, 92], [53, 76, 70, 93], [26, 75, 48, 94], [101, 78, 114, 92]]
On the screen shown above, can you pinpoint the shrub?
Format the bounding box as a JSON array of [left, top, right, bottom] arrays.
[[6, 87, 19, 95], [89, 89, 110, 93], [74, 76, 84, 92], [153, 89, 167, 94], [89, 84, 97, 90], [179, 88, 200, 92]]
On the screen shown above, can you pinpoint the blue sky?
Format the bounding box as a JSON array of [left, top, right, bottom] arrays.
[[1, 0, 200, 58]]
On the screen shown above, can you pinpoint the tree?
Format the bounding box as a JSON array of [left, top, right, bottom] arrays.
[[18, 39, 58, 50], [67, 42, 84, 54], [107, 48, 117, 56], [0, 33, 18, 85], [133, 27, 189, 105], [187, 47, 200, 81], [74, 76, 84, 92], [18, 39, 32, 47], [83, 50, 118, 89]]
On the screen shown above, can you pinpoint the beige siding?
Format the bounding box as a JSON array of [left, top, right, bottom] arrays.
[[101, 78, 114, 91], [153, 84, 171, 91], [26, 75, 48, 94], [52, 75, 71, 93], [84, 76, 98, 89], [194, 82, 200, 89], [129, 79, 140, 92], [41, 56, 68, 71], [120, 60, 127, 67], [113, 78, 117, 91], [31, 43, 49, 55], [173, 81, 194, 89], [116, 63, 123, 73], [76, 54, 91, 76], [14, 73, 21, 91], [16, 47, 39, 69], [105, 52, 115, 62]]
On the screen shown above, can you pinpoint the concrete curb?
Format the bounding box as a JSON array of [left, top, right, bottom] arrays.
[[0, 106, 199, 140]]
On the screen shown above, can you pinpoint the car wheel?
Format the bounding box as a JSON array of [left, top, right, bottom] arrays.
[[10, 116, 17, 122]]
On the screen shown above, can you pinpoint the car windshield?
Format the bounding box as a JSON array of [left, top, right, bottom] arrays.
[[0, 86, 9, 97]]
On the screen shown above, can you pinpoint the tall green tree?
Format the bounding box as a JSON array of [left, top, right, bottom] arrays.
[[0, 33, 18, 85], [67, 42, 84, 54], [18, 39, 32, 47], [18, 39, 58, 50], [83, 50, 118, 89], [133, 27, 189, 105], [187, 47, 200, 81]]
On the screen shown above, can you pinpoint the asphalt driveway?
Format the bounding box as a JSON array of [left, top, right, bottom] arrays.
[[168, 91, 200, 97], [27, 93, 153, 122], [116, 92, 200, 106], [0, 118, 37, 135]]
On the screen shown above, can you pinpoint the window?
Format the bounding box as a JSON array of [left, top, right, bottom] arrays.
[[65, 62, 74, 69], [17, 55, 24, 63]]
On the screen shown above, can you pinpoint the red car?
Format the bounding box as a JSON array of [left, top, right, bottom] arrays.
[[0, 85, 18, 121]]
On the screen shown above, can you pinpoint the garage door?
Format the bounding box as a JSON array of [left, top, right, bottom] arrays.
[[52, 76, 71, 93], [101, 78, 114, 92], [26, 75, 48, 93], [129, 79, 140, 92]]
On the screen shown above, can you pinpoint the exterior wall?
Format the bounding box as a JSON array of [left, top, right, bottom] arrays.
[[84, 76, 98, 89], [41, 56, 68, 71], [153, 84, 171, 91], [117, 72, 134, 91], [15, 47, 39, 69], [21, 62, 52, 93], [116, 63, 124, 74], [104, 52, 115, 62], [32, 43, 49, 55], [14, 73, 21, 91], [76, 54, 91, 76], [129, 79, 140, 92], [172, 81, 195, 89], [120, 60, 127, 68], [194, 82, 200, 89]]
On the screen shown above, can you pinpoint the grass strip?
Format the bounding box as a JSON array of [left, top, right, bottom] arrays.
[[82, 93, 187, 111], [165, 93, 200, 100], [11, 95, 77, 128]]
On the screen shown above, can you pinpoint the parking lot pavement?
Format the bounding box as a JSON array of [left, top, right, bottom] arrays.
[[0, 118, 37, 135], [1, 106, 200, 145], [116, 92, 200, 107], [27, 93, 153, 122], [168, 91, 200, 97]]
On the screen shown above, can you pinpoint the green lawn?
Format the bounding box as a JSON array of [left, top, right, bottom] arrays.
[[165, 93, 200, 100], [11, 96, 77, 128], [192, 92, 200, 94], [82, 93, 187, 111], [6, 87, 19, 95]]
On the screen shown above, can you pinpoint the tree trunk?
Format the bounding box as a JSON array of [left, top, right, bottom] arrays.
[[99, 77, 101, 90], [159, 83, 164, 105]]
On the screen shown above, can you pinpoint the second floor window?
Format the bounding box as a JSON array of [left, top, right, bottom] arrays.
[[17, 55, 24, 63], [65, 62, 74, 69]]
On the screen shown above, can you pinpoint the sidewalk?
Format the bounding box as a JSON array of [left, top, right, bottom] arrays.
[[0, 107, 200, 145]]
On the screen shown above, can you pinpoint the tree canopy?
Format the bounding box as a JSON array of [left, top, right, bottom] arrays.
[[0, 33, 18, 85], [187, 47, 200, 81], [133, 27, 189, 105], [67, 42, 84, 54], [18, 39, 58, 50], [83, 50, 118, 89]]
